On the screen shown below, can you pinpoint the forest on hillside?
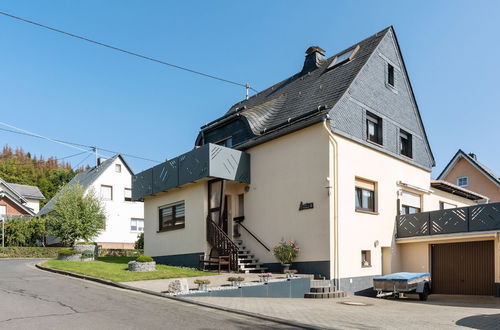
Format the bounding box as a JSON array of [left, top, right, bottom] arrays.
[[0, 145, 83, 206]]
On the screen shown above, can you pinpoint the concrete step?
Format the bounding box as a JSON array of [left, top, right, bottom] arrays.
[[304, 291, 346, 299], [310, 286, 337, 293], [311, 279, 334, 287], [239, 267, 268, 274]]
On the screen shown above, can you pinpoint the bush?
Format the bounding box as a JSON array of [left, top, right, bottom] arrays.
[[81, 250, 95, 259], [194, 279, 210, 285], [0, 247, 63, 258], [58, 248, 81, 256], [0, 217, 47, 247], [75, 242, 96, 245], [273, 240, 300, 264], [134, 233, 144, 250], [135, 255, 154, 263], [99, 249, 143, 257]]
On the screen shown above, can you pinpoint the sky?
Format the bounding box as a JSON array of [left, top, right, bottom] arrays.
[[0, 0, 499, 177]]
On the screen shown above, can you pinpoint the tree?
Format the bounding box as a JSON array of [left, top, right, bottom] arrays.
[[134, 232, 144, 250], [46, 183, 106, 245]]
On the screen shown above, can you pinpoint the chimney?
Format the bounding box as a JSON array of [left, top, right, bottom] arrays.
[[97, 157, 107, 166], [302, 46, 326, 73], [468, 153, 477, 160]]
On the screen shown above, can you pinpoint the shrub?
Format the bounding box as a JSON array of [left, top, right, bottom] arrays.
[[134, 233, 144, 250], [194, 279, 210, 285], [58, 248, 81, 255], [273, 240, 299, 264], [227, 276, 244, 282], [99, 249, 143, 257], [81, 250, 94, 259], [0, 247, 63, 258], [0, 217, 47, 247], [135, 255, 154, 263], [75, 242, 96, 245]]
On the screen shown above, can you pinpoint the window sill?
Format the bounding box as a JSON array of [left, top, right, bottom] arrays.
[[355, 209, 379, 215], [366, 139, 384, 148], [385, 83, 398, 94], [361, 265, 372, 268], [399, 153, 413, 160], [157, 225, 185, 233]]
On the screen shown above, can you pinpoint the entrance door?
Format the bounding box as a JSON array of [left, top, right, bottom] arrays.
[[431, 240, 495, 295], [221, 195, 231, 235], [208, 179, 226, 232]]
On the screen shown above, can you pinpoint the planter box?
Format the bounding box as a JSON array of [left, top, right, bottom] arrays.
[[73, 244, 98, 257], [58, 253, 82, 261], [128, 261, 156, 272]]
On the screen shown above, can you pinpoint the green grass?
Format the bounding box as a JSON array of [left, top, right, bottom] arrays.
[[42, 256, 214, 282]]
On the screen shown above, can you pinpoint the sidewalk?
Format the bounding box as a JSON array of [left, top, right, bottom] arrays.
[[185, 295, 500, 330]]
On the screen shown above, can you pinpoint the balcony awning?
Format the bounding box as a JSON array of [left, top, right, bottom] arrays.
[[132, 144, 250, 201]]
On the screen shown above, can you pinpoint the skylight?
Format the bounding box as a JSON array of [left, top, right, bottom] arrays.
[[328, 45, 360, 69]]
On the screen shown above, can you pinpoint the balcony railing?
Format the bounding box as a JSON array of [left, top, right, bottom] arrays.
[[397, 202, 500, 238]]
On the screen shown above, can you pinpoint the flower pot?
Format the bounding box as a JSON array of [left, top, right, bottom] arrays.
[[198, 284, 208, 291], [260, 277, 269, 283], [231, 281, 241, 287], [281, 263, 291, 273]]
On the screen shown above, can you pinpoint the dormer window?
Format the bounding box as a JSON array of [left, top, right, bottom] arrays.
[[328, 45, 360, 69], [216, 137, 233, 148]]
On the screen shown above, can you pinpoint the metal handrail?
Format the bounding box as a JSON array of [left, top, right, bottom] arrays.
[[238, 222, 271, 252], [206, 216, 239, 271]]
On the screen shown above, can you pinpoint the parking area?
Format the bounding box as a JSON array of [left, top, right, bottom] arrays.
[[187, 294, 500, 329]]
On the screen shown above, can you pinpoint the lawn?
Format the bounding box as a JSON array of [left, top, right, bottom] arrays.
[[42, 256, 214, 282]]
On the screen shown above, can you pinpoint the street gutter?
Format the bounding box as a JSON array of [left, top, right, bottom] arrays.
[[36, 262, 326, 330]]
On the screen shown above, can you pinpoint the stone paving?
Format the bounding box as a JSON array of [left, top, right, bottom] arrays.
[[186, 294, 500, 329]]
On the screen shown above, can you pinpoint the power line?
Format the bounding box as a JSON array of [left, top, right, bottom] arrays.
[[0, 122, 162, 163], [0, 10, 258, 94], [74, 153, 93, 169]]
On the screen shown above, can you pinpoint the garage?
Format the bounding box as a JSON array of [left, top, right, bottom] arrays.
[[431, 240, 495, 295]]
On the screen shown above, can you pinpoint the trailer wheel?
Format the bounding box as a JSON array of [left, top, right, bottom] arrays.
[[419, 283, 430, 301]]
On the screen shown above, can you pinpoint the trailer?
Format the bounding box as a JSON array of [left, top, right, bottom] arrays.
[[373, 272, 431, 301]]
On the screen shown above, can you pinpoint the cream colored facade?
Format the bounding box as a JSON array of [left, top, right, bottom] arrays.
[[143, 122, 478, 289]]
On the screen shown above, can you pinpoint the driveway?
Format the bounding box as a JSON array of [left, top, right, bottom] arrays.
[[0, 259, 293, 329], [187, 294, 500, 329]]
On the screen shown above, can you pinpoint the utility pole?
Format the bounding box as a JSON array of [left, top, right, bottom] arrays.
[[93, 146, 98, 166]]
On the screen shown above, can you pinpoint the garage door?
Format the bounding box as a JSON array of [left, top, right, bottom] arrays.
[[431, 241, 495, 295]]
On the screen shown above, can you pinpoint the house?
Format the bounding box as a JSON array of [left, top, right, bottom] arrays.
[[132, 26, 499, 296], [39, 154, 144, 249], [0, 178, 44, 217], [437, 149, 499, 202]]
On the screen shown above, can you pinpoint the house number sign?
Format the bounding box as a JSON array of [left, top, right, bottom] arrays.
[[299, 201, 314, 211]]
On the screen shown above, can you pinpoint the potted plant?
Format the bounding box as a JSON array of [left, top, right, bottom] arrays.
[[194, 279, 211, 291], [258, 273, 272, 283], [128, 255, 156, 272], [273, 240, 299, 272], [57, 248, 82, 261], [227, 276, 244, 287], [284, 269, 297, 279]]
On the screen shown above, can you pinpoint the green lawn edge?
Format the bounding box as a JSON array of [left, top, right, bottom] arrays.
[[42, 256, 215, 282]]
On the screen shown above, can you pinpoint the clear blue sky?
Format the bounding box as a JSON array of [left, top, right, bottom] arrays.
[[0, 0, 498, 177]]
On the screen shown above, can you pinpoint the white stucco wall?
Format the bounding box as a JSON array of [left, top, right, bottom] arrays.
[[90, 157, 144, 246]]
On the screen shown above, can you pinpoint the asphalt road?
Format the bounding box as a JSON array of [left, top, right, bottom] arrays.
[[0, 259, 296, 330]]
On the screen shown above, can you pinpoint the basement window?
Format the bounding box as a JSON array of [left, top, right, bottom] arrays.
[[361, 250, 372, 268]]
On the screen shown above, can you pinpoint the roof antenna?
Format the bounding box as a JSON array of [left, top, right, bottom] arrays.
[[245, 83, 250, 100]]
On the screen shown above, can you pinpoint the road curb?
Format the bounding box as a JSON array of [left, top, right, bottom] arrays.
[[35, 263, 324, 330]]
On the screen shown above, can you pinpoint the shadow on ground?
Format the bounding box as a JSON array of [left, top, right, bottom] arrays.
[[456, 313, 500, 329]]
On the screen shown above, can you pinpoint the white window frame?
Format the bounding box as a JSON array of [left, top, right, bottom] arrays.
[[124, 188, 132, 202], [115, 164, 122, 173], [130, 218, 144, 232], [100, 185, 113, 201], [457, 176, 469, 187]]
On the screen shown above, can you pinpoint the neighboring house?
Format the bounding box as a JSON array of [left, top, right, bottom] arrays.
[[0, 178, 44, 217], [39, 155, 144, 249], [437, 149, 500, 202], [132, 26, 499, 297]]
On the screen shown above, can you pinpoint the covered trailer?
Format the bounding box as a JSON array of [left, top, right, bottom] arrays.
[[373, 272, 431, 301]]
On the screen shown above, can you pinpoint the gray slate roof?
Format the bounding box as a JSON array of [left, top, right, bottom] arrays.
[[38, 155, 124, 216], [7, 183, 45, 200], [201, 27, 390, 138]]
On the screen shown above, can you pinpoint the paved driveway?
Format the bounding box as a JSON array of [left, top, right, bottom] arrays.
[[0, 259, 293, 330], [188, 294, 500, 329]]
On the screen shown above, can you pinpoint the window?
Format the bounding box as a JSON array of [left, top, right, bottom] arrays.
[[115, 164, 121, 173], [355, 178, 376, 213], [361, 250, 372, 267], [237, 194, 244, 217], [0, 205, 6, 219], [100, 185, 113, 200], [130, 218, 144, 232], [366, 112, 383, 145], [439, 201, 457, 210], [328, 45, 360, 69], [159, 202, 185, 232], [401, 205, 421, 215], [457, 176, 469, 187], [387, 63, 395, 87], [124, 188, 132, 202], [399, 129, 412, 158], [216, 137, 233, 148]]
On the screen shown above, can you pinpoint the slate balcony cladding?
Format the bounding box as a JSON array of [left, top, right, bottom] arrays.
[[132, 144, 250, 201]]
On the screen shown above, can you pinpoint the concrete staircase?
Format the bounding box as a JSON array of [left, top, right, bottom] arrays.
[[304, 280, 346, 299], [235, 240, 267, 273]]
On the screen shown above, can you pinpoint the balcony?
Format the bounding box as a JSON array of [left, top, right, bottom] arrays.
[[132, 143, 250, 201], [396, 202, 500, 238]]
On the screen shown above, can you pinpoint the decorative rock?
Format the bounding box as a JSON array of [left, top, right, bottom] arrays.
[[58, 253, 82, 261], [128, 260, 156, 272], [166, 279, 189, 294]]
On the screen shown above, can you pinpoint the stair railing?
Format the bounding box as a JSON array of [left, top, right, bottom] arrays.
[[206, 216, 239, 271], [235, 217, 271, 252]]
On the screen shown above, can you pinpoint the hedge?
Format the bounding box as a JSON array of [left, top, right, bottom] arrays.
[[0, 247, 144, 258]]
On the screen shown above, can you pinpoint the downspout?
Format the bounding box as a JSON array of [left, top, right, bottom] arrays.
[[322, 118, 340, 289]]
